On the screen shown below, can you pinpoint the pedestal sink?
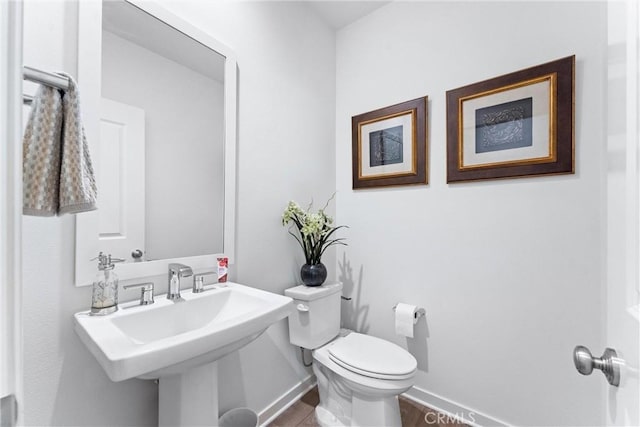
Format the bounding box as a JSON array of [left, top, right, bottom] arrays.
[[74, 282, 293, 426]]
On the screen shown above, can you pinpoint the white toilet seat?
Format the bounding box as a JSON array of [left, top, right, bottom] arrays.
[[327, 332, 417, 380], [329, 356, 416, 381]]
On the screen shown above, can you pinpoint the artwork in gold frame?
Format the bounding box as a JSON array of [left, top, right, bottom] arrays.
[[352, 96, 428, 189], [446, 55, 575, 182]]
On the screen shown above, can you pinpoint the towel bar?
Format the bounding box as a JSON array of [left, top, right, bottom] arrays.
[[23, 66, 69, 90], [22, 65, 70, 105]]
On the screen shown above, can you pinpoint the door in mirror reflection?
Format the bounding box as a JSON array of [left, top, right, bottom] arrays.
[[98, 98, 145, 260]]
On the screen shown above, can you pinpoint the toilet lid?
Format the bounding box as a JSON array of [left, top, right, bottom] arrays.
[[327, 333, 417, 380]]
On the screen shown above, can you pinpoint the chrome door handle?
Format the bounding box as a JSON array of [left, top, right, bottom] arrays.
[[573, 345, 621, 386]]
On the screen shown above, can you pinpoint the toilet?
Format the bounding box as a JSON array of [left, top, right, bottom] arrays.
[[285, 282, 417, 427]]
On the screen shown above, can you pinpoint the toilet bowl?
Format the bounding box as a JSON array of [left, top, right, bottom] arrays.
[[312, 331, 417, 427], [285, 283, 417, 427]]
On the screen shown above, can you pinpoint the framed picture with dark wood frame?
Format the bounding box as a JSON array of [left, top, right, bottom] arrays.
[[446, 55, 575, 183], [352, 96, 428, 189]]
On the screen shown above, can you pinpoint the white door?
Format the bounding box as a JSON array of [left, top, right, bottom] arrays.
[[0, 1, 22, 426], [609, 1, 640, 423], [588, 1, 640, 425], [97, 98, 145, 262]]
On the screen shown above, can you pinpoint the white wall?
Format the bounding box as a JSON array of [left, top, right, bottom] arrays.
[[335, 2, 606, 426], [21, 2, 157, 426], [21, 1, 336, 425], [158, 0, 337, 414], [102, 30, 225, 261]]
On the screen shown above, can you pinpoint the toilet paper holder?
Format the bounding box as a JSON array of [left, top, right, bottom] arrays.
[[392, 304, 425, 319]]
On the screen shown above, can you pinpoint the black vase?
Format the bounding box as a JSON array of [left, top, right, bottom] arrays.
[[300, 263, 327, 287]]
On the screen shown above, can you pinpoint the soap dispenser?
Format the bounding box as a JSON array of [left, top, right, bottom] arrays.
[[90, 252, 119, 315]]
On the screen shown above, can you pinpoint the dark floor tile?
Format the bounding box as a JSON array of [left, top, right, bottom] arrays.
[[400, 397, 427, 426], [298, 410, 321, 427], [270, 386, 469, 427], [268, 398, 315, 427], [300, 387, 320, 407]]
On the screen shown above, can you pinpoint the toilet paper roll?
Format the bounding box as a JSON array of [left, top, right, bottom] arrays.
[[395, 303, 418, 338]]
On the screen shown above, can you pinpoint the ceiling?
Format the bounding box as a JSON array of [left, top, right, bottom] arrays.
[[102, 0, 391, 79], [103, 0, 225, 82], [305, 1, 391, 29]]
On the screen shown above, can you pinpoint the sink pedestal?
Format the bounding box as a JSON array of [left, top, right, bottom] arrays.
[[159, 361, 219, 426]]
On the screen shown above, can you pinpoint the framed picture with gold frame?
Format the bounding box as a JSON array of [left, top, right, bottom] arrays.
[[352, 97, 428, 189], [446, 56, 574, 183]]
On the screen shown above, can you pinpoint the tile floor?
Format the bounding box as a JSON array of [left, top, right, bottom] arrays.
[[268, 387, 468, 427]]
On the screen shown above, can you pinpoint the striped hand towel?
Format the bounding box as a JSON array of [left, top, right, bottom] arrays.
[[22, 84, 64, 216], [58, 72, 97, 215], [23, 73, 97, 216]]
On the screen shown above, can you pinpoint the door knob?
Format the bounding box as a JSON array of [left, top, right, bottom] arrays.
[[131, 249, 143, 259], [573, 345, 620, 386]]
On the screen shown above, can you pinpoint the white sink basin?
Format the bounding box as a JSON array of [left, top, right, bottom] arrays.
[[74, 282, 293, 382]]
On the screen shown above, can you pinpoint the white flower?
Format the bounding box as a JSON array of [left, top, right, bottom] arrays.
[[282, 201, 305, 225], [281, 195, 347, 265]]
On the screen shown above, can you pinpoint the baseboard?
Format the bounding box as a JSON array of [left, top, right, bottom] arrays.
[[403, 385, 511, 427], [258, 375, 317, 427]]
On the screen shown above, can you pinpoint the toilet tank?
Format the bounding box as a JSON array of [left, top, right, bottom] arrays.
[[284, 282, 343, 349]]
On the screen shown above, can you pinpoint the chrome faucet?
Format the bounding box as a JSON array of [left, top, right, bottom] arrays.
[[192, 271, 217, 293], [123, 282, 155, 305], [168, 263, 193, 300]]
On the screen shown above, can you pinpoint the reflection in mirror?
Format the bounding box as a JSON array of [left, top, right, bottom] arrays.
[[75, 0, 237, 286], [100, 1, 225, 262]]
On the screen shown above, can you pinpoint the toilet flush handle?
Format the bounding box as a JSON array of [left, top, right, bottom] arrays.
[[296, 303, 309, 312]]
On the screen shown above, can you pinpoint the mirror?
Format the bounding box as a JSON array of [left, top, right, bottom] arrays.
[[75, 0, 237, 286], [100, 1, 225, 261]]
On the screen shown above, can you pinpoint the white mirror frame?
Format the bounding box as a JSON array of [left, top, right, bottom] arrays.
[[75, 0, 236, 286]]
